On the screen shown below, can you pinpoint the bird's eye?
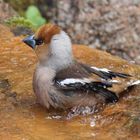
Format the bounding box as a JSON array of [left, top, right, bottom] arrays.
[[35, 38, 43, 45]]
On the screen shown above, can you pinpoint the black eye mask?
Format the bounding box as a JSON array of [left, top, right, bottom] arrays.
[[34, 38, 43, 45]]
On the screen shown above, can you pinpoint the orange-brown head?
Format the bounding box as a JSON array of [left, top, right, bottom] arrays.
[[23, 23, 61, 49], [35, 23, 61, 44]]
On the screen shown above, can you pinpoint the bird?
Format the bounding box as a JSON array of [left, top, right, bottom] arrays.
[[22, 23, 140, 112]]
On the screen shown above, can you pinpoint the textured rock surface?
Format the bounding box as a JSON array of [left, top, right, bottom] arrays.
[[4, 0, 140, 64], [0, 24, 140, 140], [47, 0, 140, 64], [0, 0, 17, 23]]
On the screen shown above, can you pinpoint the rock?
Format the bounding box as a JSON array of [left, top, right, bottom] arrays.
[[0, 93, 5, 100], [0, 0, 17, 23], [0, 79, 10, 89], [11, 26, 34, 36], [44, 0, 140, 64], [5, 92, 17, 98], [4, 0, 140, 64], [0, 23, 140, 140]]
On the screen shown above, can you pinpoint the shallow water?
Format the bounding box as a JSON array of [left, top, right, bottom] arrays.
[[0, 25, 140, 140]]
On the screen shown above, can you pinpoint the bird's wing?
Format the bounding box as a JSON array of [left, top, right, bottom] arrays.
[[80, 63, 131, 80], [54, 62, 130, 103]]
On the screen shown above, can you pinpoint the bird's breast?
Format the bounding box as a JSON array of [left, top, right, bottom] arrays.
[[33, 65, 56, 108]]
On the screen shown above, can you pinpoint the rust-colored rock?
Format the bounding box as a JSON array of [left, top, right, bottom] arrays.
[[0, 24, 140, 140]]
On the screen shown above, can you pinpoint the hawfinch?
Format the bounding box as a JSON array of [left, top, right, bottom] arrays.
[[23, 23, 139, 110]]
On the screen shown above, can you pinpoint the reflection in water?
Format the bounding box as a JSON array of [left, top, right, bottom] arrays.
[[0, 25, 140, 140]]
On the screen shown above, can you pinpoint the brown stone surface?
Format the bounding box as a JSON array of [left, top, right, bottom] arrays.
[[0, 24, 140, 140]]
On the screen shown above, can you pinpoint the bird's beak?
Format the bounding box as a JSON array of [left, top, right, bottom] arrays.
[[22, 35, 36, 49]]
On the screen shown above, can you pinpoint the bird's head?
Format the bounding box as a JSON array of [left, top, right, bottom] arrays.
[[23, 23, 73, 69], [23, 23, 61, 49]]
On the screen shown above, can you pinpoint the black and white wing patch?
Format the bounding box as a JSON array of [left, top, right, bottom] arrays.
[[55, 78, 118, 103], [81, 64, 131, 80]]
